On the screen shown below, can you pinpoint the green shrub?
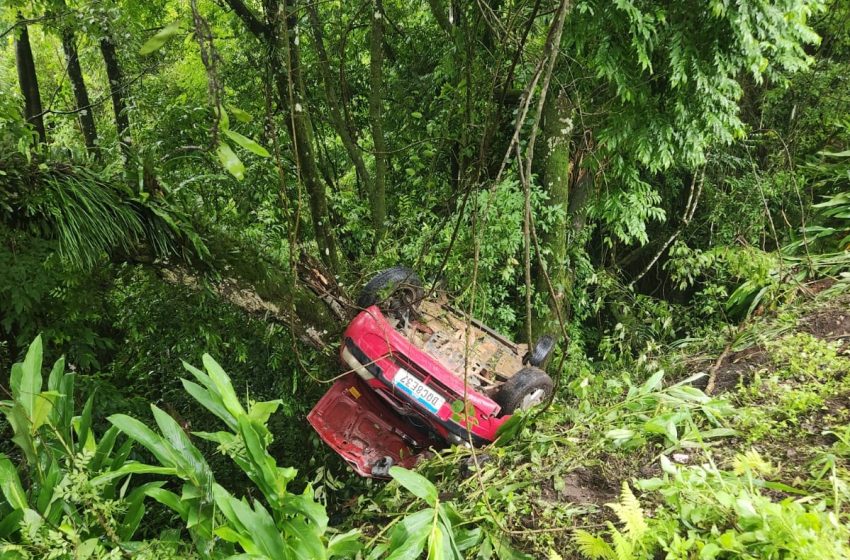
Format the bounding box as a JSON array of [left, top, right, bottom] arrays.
[[0, 336, 188, 559]]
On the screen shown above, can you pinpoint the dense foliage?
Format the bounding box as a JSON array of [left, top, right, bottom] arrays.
[[1, 0, 849, 557]]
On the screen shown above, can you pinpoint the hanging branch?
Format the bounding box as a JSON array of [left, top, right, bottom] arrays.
[[493, 0, 570, 187], [217, 0, 269, 38], [630, 166, 706, 287], [190, 0, 225, 145]]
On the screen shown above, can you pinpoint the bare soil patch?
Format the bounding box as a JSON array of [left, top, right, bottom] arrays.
[[692, 295, 850, 392], [557, 466, 618, 505]]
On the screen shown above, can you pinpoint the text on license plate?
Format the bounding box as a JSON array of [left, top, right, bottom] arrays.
[[393, 369, 445, 414]]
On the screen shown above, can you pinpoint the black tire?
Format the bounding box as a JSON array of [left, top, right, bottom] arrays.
[[524, 334, 556, 367], [495, 366, 553, 415], [357, 267, 424, 318]]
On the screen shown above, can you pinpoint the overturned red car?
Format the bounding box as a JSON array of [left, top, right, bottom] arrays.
[[308, 267, 555, 477]]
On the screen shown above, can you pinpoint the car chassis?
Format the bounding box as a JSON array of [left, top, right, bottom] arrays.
[[308, 268, 554, 477]]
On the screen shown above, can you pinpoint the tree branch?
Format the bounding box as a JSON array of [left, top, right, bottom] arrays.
[[426, 0, 452, 34], [217, 0, 268, 38]]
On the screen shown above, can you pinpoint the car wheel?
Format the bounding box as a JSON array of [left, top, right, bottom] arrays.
[[357, 266, 424, 319], [495, 366, 553, 415], [524, 334, 556, 367]]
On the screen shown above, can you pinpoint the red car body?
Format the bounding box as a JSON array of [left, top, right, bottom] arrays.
[[308, 305, 512, 477]]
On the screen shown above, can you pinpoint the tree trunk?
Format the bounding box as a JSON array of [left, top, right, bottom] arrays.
[[368, 0, 388, 246], [62, 30, 98, 153], [533, 91, 572, 335], [15, 20, 46, 144], [306, 4, 373, 213], [274, 0, 340, 273], [221, 0, 340, 272], [99, 36, 132, 160]]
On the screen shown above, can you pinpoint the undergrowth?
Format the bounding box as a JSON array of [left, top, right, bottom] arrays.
[[1, 280, 848, 558], [343, 282, 850, 558]]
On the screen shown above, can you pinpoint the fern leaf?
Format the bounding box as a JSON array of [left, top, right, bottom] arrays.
[[610, 528, 634, 560], [606, 482, 647, 540], [733, 449, 775, 477], [574, 530, 615, 560]]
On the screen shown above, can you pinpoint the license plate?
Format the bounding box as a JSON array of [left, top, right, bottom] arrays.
[[393, 369, 445, 415]]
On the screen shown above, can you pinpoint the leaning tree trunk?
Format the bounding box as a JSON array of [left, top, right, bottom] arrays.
[[533, 90, 573, 336], [275, 0, 340, 273], [62, 30, 98, 153], [15, 20, 46, 143], [222, 0, 340, 272], [99, 36, 132, 161], [306, 4, 373, 215], [368, 0, 388, 247]]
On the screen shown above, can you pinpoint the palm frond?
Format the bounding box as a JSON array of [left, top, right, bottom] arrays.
[[3, 156, 208, 269], [35, 165, 145, 268]]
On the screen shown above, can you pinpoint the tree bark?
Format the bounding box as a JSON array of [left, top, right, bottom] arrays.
[[533, 90, 573, 335], [306, 4, 373, 214], [62, 30, 98, 153], [274, 0, 340, 273], [14, 20, 46, 143], [368, 0, 388, 246], [426, 0, 452, 34], [220, 0, 340, 272], [99, 36, 132, 160]]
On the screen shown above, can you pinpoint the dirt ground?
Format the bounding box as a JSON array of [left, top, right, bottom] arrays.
[[692, 292, 850, 394]]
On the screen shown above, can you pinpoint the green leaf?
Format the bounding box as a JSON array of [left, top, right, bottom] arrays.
[[212, 484, 288, 558], [427, 518, 444, 560], [284, 486, 329, 535], [151, 405, 212, 487], [605, 428, 635, 444], [495, 410, 526, 446], [216, 106, 230, 131], [35, 460, 60, 513], [386, 508, 433, 560], [76, 393, 96, 452], [6, 403, 35, 464], [0, 455, 27, 510], [146, 488, 189, 519], [228, 105, 253, 123], [639, 370, 664, 394], [30, 391, 59, 433], [108, 414, 177, 468], [46, 357, 65, 393], [91, 426, 120, 472], [181, 379, 236, 429], [76, 539, 98, 560], [140, 21, 181, 55], [284, 516, 327, 560], [11, 335, 42, 417], [328, 529, 361, 558], [247, 399, 282, 424], [90, 463, 178, 486], [224, 129, 270, 157], [202, 354, 246, 417], [389, 467, 438, 507], [119, 481, 165, 540], [0, 510, 24, 539], [238, 416, 280, 502], [216, 142, 245, 180]]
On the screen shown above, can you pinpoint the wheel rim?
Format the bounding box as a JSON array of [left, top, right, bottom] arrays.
[[386, 283, 420, 319], [519, 388, 546, 410]]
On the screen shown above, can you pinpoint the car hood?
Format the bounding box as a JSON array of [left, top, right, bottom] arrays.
[[307, 372, 429, 477]]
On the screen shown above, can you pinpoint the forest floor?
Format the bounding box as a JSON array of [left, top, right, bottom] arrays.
[[346, 280, 850, 558]]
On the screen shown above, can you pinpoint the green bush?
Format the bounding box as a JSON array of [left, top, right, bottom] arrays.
[[0, 336, 358, 559]]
